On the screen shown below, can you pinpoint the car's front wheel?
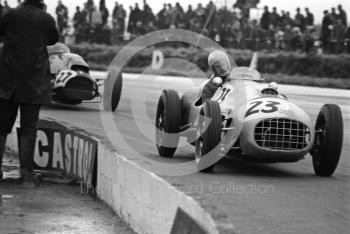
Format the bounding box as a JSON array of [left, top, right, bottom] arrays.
[[155, 89, 182, 157], [312, 104, 343, 177], [195, 100, 222, 173]]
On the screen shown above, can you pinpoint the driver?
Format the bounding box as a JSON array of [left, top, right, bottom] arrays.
[[202, 50, 235, 102]]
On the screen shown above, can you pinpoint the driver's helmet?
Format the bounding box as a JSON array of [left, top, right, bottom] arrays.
[[208, 50, 231, 77]]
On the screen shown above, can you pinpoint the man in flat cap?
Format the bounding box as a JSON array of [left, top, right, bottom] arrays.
[[0, 0, 59, 182]]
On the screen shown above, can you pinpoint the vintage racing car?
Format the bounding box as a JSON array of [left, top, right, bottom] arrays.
[[155, 67, 344, 176], [47, 43, 122, 110]]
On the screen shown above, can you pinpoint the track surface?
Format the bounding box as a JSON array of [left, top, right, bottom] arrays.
[[42, 73, 350, 234]]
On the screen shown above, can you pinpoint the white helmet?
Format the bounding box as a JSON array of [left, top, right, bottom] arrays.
[[208, 50, 231, 77]]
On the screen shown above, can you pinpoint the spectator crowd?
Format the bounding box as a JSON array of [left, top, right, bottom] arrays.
[[1, 0, 350, 54]]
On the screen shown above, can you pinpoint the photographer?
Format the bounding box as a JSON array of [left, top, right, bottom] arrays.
[[0, 0, 59, 182]]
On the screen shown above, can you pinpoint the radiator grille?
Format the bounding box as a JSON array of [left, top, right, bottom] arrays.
[[255, 118, 310, 151]]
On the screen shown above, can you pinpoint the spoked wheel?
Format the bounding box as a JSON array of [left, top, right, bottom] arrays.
[[312, 104, 343, 177], [195, 101, 222, 173], [155, 89, 181, 157]]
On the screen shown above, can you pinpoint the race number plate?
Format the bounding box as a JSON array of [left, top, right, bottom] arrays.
[[54, 70, 78, 88]]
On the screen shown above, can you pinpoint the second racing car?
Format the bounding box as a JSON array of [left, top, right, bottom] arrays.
[[47, 43, 122, 110]]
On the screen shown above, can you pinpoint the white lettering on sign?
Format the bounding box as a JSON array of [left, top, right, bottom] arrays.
[[73, 136, 79, 175], [83, 141, 91, 180], [34, 130, 49, 168], [53, 132, 64, 169], [151, 50, 164, 70], [78, 138, 85, 178], [65, 134, 72, 174], [32, 128, 97, 184]]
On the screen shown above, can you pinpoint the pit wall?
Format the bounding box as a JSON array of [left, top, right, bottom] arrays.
[[5, 118, 220, 234]]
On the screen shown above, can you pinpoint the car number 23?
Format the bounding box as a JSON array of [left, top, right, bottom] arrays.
[[245, 100, 280, 118]]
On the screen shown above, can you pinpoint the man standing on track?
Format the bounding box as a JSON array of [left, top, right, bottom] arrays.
[[0, 0, 59, 182]]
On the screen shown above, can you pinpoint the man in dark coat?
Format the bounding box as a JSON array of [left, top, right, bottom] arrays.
[[260, 6, 271, 30], [0, 0, 59, 181], [337, 4, 347, 27]]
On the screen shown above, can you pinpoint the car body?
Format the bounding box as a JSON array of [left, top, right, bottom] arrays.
[[182, 67, 314, 162], [156, 66, 343, 176]]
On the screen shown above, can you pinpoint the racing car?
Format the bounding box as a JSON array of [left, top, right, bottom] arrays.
[[155, 67, 344, 176], [47, 43, 122, 110]]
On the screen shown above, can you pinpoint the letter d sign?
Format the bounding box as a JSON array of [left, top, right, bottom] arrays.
[[151, 50, 164, 70]]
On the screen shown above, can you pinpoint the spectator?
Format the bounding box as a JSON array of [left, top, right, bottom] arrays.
[[86, 0, 95, 23], [305, 8, 314, 26], [270, 7, 280, 27], [260, 6, 270, 30], [345, 26, 350, 53], [73, 6, 86, 43], [174, 2, 184, 27], [266, 24, 276, 49], [128, 3, 142, 34], [320, 10, 333, 52], [195, 3, 206, 26], [0, 1, 3, 18], [2, 1, 10, 16], [156, 4, 167, 29], [0, 0, 59, 182], [91, 5, 102, 28], [99, 0, 109, 27], [127, 5, 134, 34], [284, 24, 293, 50], [166, 3, 176, 27], [304, 27, 315, 53], [117, 4, 126, 34], [56, 0, 68, 34], [275, 27, 285, 50], [330, 19, 346, 53], [63, 22, 76, 45], [112, 2, 119, 29], [337, 5, 347, 27], [142, 0, 155, 27], [294, 7, 305, 31], [205, 1, 216, 29], [330, 7, 337, 22], [282, 11, 294, 29], [73, 6, 84, 27], [290, 27, 303, 51], [184, 5, 195, 30]]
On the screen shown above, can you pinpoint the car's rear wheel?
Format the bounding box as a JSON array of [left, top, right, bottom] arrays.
[[111, 73, 123, 112], [312, 104, 343, 177], [195, 101, 222, 173], [155, 89, 181, 157]]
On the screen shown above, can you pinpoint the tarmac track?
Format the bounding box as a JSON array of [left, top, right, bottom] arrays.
[[41, 73, 350, 234]]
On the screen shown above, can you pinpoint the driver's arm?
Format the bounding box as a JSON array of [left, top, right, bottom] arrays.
[[202, 79, 220, 103]]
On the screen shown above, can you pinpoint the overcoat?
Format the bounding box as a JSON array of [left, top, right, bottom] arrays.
[[0, 3, 59, 104]]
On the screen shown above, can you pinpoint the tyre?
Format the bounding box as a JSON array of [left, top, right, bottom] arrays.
[[111, 74, 123, 112], [195, 101, 222, 173], [312, 104, 343, 177], [155, 89, 182, 157]]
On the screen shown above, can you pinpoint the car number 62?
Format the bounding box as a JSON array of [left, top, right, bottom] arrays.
[[245, 100, 280, 118]]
